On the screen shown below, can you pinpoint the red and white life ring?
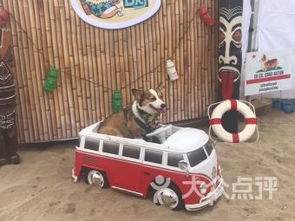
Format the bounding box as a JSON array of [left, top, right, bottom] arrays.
[[209, 100, 257, 143]]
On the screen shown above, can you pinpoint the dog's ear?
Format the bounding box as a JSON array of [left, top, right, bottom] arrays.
[[132, 89, 144, 101]]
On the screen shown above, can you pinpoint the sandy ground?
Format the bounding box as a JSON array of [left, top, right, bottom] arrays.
[[0, 107, 295, 221]]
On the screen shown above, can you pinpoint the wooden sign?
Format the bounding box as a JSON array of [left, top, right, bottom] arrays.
[[71, 0, 161, 29]]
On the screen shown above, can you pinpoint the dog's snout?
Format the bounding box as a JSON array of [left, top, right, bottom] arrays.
[[161, 103, 166, 108]]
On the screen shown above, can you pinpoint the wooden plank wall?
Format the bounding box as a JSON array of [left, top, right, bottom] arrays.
[[1, 0, 218, 144]]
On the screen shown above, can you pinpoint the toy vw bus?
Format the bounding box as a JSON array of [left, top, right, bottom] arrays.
[[72, 122, 224, 211]]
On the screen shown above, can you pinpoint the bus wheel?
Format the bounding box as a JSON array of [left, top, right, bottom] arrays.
[[85, 170, 108, 188], [152, 183, 184, 210]]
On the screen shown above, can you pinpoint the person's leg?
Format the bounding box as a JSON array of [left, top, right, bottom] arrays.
[[6, 127, 20, 164], [0, 132, 8, 166]]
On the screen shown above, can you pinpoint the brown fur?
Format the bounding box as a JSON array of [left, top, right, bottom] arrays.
[[98, 108, 146, 138]]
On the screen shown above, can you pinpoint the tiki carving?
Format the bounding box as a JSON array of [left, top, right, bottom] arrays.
[[218, 0, 243, 132], [0, 8, 19, 166]]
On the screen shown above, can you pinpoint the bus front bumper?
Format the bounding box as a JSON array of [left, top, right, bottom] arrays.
[[185, 179, 224, 211], [72, 168, 78, 183]]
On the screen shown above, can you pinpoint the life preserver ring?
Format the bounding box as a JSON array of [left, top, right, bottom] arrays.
[[209, 99, 257, 143]]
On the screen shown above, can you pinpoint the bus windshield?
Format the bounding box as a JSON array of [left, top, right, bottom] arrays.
[[187, 145, 207, 167]]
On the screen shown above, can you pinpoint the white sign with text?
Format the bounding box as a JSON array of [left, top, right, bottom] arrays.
[[245, 50, 293, 96]]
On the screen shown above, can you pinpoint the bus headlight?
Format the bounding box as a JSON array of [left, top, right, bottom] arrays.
[[200, 182, 207, 194]]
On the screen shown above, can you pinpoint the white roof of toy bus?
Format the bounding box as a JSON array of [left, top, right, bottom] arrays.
[[163, 127, 209, 152], [79, 121, 209, 153], [79, 122, 101, 135]]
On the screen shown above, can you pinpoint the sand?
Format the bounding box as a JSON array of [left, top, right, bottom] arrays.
[[0, 107, 295, 221]]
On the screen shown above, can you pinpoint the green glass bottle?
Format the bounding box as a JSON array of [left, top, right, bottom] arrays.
[[44, 68, 59, 92], [112, 90, 123, 113]]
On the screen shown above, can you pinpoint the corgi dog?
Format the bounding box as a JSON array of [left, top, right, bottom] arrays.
[[98, 87, 166, 138], [260, 54, 279, 71]]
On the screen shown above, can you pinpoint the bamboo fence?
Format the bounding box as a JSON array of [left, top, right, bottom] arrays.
[[1, 0, 218, 144]]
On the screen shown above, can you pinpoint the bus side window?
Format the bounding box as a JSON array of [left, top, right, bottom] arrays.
[[85, 138, 99, 151], [122, 145, 140, 159], [167, 153, 184, 167], [103, 141, 119, 155], [145, 149, 162, 164], [204, 142, 213, 156]]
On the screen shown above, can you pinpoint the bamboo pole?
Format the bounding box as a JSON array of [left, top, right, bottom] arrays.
[[130, 26, 139, 91], [171, 0, 179, 122], [43, 0, 60, 139], [119, 28, 128, 105], [100, 29, 110, 117], [125, 27, 134, 105], [89, 26, 99, 122], [94, 27, 105, 120], [195, 0, 201, 119], [144, 20, 151, 91], [103, 29, 113, 115], [64, 0, 80, 135], [28, 0, 49, 141], [134, 25, 142, 91], [200, 1, 206, 117], [76, 16, 88, 127], [57, 0, 69, 135], [188, 0, 194, 120], [161, 0, 169, 122], [71, 9, 85, 129], [139, 24, 146, 91], [19, 0, 40, 141], [189, 0, 196, 119], [123, 27, 129, 99], [179, 0, 185, 121], [153, 18, 162, 93], [48, 0, 65, 138], [58, 0, 77, 137], [85, 22, 95, 124], [32, 0, 54, 140], [204, 0, 211, 113], [183, 0, 190, 121], [83, 21, 94, 124]]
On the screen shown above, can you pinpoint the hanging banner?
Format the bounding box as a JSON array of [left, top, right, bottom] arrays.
[[245, 49, 293, 96], [71, 0, 161, 29]]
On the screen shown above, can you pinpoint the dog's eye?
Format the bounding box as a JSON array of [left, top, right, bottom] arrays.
[[152, 97, 157, 101]]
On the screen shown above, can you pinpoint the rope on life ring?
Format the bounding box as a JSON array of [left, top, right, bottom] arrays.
[[208, 99, 258, 143]]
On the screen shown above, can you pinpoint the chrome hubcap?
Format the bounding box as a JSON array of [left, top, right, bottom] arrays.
[[88, 171, 104, 187], [156, 188, 179, 208]]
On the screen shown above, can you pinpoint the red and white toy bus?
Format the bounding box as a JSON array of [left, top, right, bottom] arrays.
[[72, 122, 224, 211]]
